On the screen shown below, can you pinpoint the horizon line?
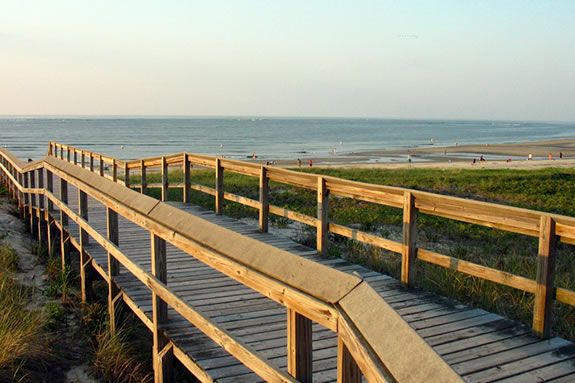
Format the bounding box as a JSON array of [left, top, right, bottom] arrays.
[[1, 114, 574, 124]]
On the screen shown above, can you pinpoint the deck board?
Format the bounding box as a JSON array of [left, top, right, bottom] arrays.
[[45, 177, 574, 382]]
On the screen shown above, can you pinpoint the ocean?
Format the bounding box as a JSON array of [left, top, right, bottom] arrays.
[[1, 117, 574, 162]]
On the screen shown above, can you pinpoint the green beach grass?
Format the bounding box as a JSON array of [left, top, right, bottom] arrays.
[[131, 166, 575, 340]]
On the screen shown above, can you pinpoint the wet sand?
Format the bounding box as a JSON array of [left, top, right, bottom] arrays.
[[266, 138, 575, 169]]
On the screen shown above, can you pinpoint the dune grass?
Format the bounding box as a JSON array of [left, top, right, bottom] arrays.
[[130, 166, 575, 339], [0, 242, 48, 381]]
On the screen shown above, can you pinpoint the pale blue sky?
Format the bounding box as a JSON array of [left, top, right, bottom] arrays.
[[1, 1, 574, 120]]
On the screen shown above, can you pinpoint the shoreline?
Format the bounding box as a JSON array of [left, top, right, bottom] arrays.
[[266, 138, 575, 170]]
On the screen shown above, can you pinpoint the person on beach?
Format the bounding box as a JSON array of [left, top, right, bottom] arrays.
[[297, 158, 302, 167], [528, 153, 533, 160], [480, 155, 485, 162], [548, 153, 553, 160], [560, 152, 563, 159], [308, 159, 313, 167]]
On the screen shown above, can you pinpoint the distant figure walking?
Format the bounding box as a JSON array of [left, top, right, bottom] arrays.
[[560, 152, 563, 159], [472, 158, 476, 165], [528, 153, 533, 161], [252, 152, 257, 160], [479, 155, 485, 162], [548, 153, 553, 161], [308, 159, 313, 167], [297, 158, 302, 168]]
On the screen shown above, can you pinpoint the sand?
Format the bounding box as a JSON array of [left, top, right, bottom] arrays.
[[267, 138, 575, 170]]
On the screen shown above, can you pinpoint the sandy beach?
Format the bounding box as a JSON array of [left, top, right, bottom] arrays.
[[272, 138, 575, 170]]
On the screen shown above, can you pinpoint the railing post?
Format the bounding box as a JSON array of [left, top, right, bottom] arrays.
[[141, 160, 147, 194], [59, 145, 64, 160], [183, 154, 191, 203], [46, 170, 53, 212], [401, 191, 417, 286], [29, 171, 36, 235], [151, 233, 173, 383], [81, 151, 86, 168], [259, 166, 269, 232], [79, 189, 93, 302], [23, 172, 29, 224], [124, 163, 130, 188], [66, 147, 71, 162], [99, 155, 104, 177], [89, 153, 94, 172], [107, 207, 121, 333], [48, 142, 53, 156], [112, 159, 118, 183], [60, 177, 70, 268], [317, 176, 329, 255], [533, 216, 557, 338], [73, 149, 78, 165], [18, 172, 25, 218], [37, 168, 45, 245], [337, 337, 361, 383], [215, 158, 224, 215], [161, 156, 169, 201], [287, 309, 312, 382]]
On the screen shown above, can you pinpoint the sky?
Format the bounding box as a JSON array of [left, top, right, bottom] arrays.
[[1, 1, 574, 121]]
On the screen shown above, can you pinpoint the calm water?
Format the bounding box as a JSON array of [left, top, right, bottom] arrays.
[[1, 117, 574, 161]]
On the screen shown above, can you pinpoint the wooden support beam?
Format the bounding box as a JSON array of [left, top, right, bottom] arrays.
[[183, 153, 191, 203], [124, 163, 130, 188], [317, 176, 329, 255], [112, 159, 118, 183], [37, 168, 45, 244], [259, 166, 269, 232], [66, 147, 71, 162], [60, 146, 64, 160], [46, 170, 54, 212], [287, 309, 312, 382], [161, 156, 169, 201], [58, 177, 70, 269], [141, 160, 147, 194], [215, 158, 224, 215], [533, 216, 557, 338], [107, 208, 119, 277], [151, 233, 172, 383], [337, 337, 361, 383], [401, 191, 417, 286], [79, 189, 92, 302], [29, 171, 36, 235], [81, 151, 86, 168], [107, 207, 121, 333], [89, 153, 94, 172], [99, 155, 104, 176], [73, 150, 78, 165]]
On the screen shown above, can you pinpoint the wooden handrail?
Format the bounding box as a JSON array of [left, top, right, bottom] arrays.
[[0, 145, 467, 382], [41, 143, 575, 340]]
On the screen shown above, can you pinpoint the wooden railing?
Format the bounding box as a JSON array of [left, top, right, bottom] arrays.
[[48, 141, 575, 340], [0, 145, 466, 382]]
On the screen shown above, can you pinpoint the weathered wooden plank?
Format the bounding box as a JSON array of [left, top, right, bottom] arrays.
[[416, 248, 537, 293], [338, 282, 462, 382], [533, 216, 557, 338], [287, 309, 312, 382]]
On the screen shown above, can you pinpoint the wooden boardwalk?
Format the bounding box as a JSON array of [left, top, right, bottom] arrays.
[[54, 179, 575, 382], [2, 143, 575, 382]]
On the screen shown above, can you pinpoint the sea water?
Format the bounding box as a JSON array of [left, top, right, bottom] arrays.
[[1, 117, 574, 161]]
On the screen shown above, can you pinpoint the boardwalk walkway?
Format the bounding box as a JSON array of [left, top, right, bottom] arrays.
[[55, 178, 575, 383]]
